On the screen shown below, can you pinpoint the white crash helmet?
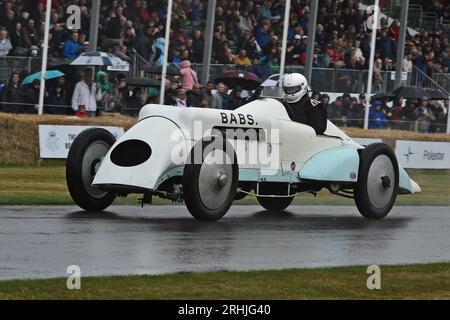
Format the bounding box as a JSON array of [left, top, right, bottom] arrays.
[[282, 73, 308, 103]]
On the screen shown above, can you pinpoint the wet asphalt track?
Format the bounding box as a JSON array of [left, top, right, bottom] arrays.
[[0, 205, 449, 280]]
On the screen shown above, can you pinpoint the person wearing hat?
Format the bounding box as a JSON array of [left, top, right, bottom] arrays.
[[369, 100, 388, 129], [287, 34, 306, 65]]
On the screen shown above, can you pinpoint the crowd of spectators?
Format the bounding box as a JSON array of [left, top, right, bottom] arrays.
[[318, 91, 448, 133], [0, 0, 449, 77], [1, 64, 447, 134], [0, 0, 448, 133]]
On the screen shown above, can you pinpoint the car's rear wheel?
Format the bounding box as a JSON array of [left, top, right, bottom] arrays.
[[257, 183, 294, 212], [66, 128, 116, 211], [183, 137, 238, 221], [354, 143, 399, 219]]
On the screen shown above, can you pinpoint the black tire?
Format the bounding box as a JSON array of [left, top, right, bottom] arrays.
[[66, 128, 116, 211], [257, 183, 294, 212], [354, 143, 399, 219], [183, 137, 238, 221]]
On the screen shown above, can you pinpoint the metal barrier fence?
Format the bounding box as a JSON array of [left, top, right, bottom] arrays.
[[432, 73, 450, 94], [189, 63, 405, 94], [0, 54, 398, 95], [0, 57, 42, 83], [1, 55, 449, 97]]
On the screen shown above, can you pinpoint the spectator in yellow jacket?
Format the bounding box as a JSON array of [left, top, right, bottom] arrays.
[[234, 50, 251, 67]]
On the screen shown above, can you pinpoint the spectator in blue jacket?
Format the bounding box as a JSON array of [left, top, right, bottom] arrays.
[[63, 32, 82, 59], [369, 100, 388, 129]]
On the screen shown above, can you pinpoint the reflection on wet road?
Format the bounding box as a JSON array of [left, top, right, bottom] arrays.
[[0, 205, 449, 280]]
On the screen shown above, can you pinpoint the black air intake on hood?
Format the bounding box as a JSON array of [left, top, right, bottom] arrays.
[[110, 139, 152, 167]]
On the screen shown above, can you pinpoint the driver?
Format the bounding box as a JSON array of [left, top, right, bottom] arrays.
[[282, 73, 328, 135]]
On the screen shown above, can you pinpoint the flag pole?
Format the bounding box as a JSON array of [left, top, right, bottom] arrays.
[[279, 0, 291, 88], [447, 95, 450, 134], [38, 0, 52, 115], [159, 0, 173, 105], [364, 0, 380, 130]]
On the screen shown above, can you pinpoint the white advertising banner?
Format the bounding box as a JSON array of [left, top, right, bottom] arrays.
[[107, 60, 130, 72], [39, 125, 125, 159], [390, 71, 408, 81], [395, 140, 450, 169], [353, 137, 382, 146]]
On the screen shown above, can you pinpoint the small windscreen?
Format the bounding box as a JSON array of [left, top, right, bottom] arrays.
[[260, 86, 283, 98]]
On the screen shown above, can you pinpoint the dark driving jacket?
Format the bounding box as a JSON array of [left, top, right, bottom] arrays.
[[284, 96, 328, 135]]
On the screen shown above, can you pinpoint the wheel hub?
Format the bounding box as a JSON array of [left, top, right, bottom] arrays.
[[198, 150, 233, 210], [90, 159, 102, 176], [217, 173, 228, 187], [367, 155, 395, 210], [381, 175, 391, 189]]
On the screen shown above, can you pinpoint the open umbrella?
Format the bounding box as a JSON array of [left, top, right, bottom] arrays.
[[22, 70, 65, 85], [389, 86, 430, 99], [370, 92, 396, 102], [214, 70, 262, 90], [424, 88, 448, 100], [70, 51, 126, 66], [145, 64, 181, 76], [126, 78, 161, 88]]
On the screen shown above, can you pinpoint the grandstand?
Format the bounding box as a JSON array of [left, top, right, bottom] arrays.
[[0, 0, 448, 133]]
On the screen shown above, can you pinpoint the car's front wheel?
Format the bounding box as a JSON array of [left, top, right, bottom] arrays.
[[183, 137, 238, 221], [66, 128, 116, 211], [354, 143, 399, 219]]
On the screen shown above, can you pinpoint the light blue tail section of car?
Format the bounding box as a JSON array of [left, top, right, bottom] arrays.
[[398, 167, 412, 193], [299, 146, 360, 182], [398, 166, 421, 194]]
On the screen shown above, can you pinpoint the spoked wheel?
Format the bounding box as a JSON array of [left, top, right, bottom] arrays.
[[354, 143, 399, 219], [257, 183, 294, 212], [66, 128, 116, 211], [183, 137, 238, 221]]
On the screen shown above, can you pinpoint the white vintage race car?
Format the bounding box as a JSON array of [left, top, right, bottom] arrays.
[[66, 94, 421, 221]]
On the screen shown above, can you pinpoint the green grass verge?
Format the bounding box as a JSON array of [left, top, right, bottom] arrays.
[[0, 164, 448, 206], [0, 263, 448, 299]]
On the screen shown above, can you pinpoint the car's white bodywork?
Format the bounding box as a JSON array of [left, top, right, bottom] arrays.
[[92, 98, 420, 195]]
